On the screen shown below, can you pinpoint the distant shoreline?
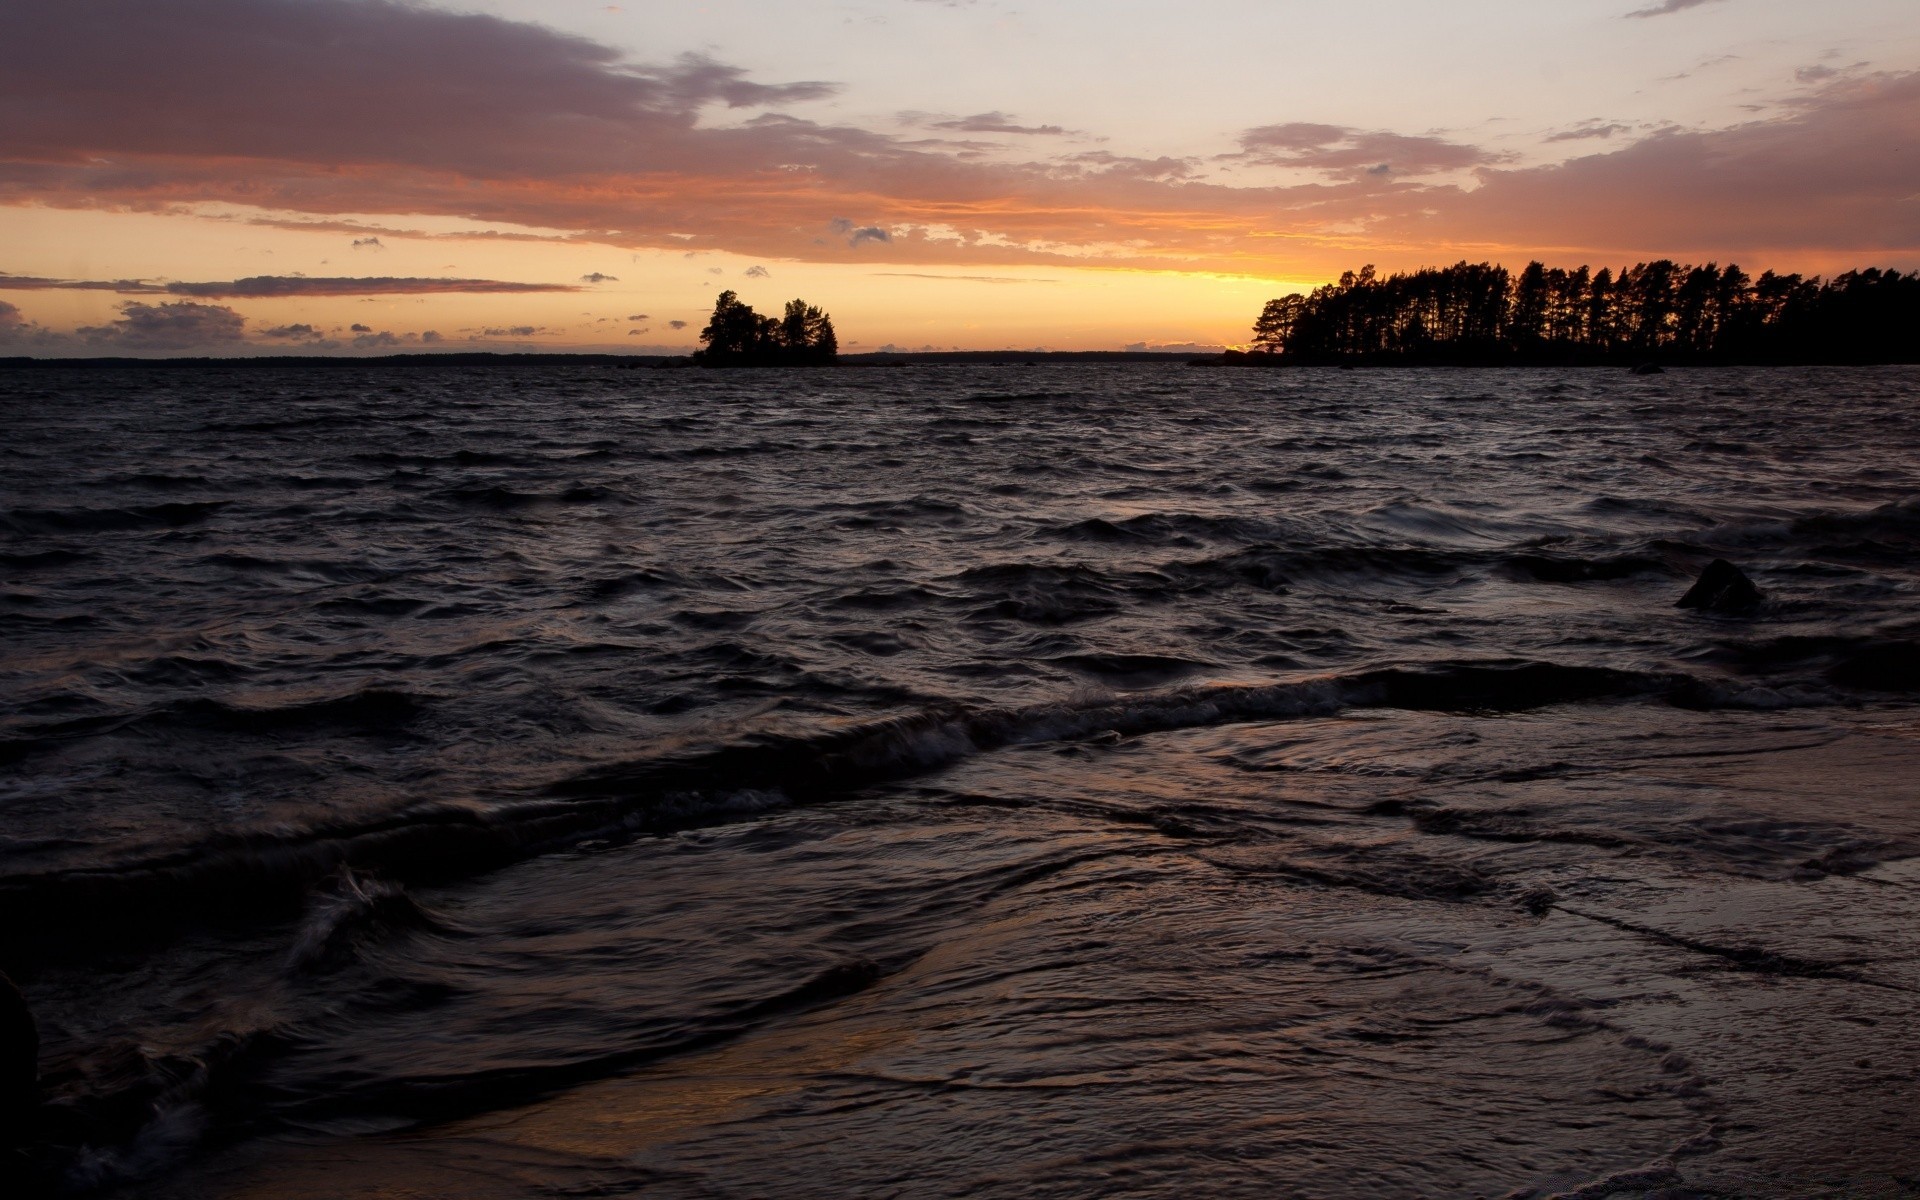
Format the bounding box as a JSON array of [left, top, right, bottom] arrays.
[[0, 350, 1203, 369], [5, 349, 1918, 370]]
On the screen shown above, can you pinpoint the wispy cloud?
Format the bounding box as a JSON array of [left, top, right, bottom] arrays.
[[1230, 123, 1504, 179], [873, 273, 1058, 284], [0, 274, 580, 298], [1626, 0, 1727, 18], [1546, 122, 1634, 143], [927, 112, 1068, 136]]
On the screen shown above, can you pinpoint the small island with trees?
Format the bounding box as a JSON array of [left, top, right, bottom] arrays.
[[1228, 260, 1920, 367], [696, 291, 839, 366]]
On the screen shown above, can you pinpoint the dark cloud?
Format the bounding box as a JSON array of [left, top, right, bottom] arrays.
[[169, 276, 575, 298], [1233, 123, 1502, 179], [479, 325, 542, 337], [0, 299, 24, 328], [0, 1, 834, 179], [351, 329, 405, 349], [349, 323, 372, 332], [830, 218, 892, 247], [1627, 0, 1727, 17], [1404, 71, 1920, 256], [1123, 341, 1225, 355], [929, 112, 1067, 136], [0, 273, 147, 292], [667, 320, 688, 330], [77, 300, 246, 350], [351, 236, 383, 248], [626, 327, 649, 335], [580, 272, 618, 282], [743, 265, 770, 278], [260, 322, 324, 340], [0, 273, 579, 298], [421, 330, 443, 343], [627, 313, 649, 321]]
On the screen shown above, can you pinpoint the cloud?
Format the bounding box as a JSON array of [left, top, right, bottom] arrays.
[[351, 236, 383, 248], [421, 330, 442, 343], [77, 300, 246, 350], [667, 319, 688, 330], [479, 325, 542, 337], [928, 112, 1067, 136], [0, 1, 834, 176], [580, 272, 618, 282], [627, 313, 649, 320], [1059, 152, 1195, 181], [0, 299, 24, 328], [0, 0, 1909, 279], [1546, 122, 1633, 143], [1626, 0, 1726, 17], [626, 327, 649, 335], [0, 273, 579, 298], [1123, 341, 1225, 355], [1399, 71, 1920, 257], [743, 264, 770, 277], [830, 218, 892, 247], [1232, 123, 1503, 179], [260, 322, 324, 340]]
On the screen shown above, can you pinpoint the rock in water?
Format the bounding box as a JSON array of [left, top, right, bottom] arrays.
[[1678, 558, 1764, 612], [0, 970, 35, 1136], [1631, 362, 1665, 375]]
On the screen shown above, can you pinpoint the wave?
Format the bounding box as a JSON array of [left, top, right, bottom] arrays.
[[287, 868, 462, 974], [0, 658, 1738, 954], [948, 543, 1674, 626], [1, 500, 230, 536]]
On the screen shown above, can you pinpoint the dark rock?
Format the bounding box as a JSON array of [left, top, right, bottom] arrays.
[[0, 970, 36, 1137], [1631, 362, 1665, 375], [1677, 558, 1764, 612], [1516, 884, 1558, 916]]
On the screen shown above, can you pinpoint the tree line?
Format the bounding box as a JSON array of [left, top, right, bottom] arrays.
[[697, 291, 838, 365], [1249, 261, 1920, 365]]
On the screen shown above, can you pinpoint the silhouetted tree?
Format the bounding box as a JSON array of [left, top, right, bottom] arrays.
[[696, 292, 839, 365], [1252, 295, 1304, 353], [779, 298, 837, 359], [1245, 259, 1919, 365]]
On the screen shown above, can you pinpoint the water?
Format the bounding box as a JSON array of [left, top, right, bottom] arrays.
[[2, 363, 1918, 1197]]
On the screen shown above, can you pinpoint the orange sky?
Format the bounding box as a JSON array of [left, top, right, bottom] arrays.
[[2, 0, 1916, 354]]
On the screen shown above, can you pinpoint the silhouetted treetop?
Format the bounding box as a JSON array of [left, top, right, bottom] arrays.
[[697, 291, 838, 366], [1247, 260, 1920, 365]]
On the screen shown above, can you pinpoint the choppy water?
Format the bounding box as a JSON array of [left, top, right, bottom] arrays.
[[3, 363, 1919, 1197]]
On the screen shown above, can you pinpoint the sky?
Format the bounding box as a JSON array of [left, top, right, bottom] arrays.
[[2, 0, 1916, 355]]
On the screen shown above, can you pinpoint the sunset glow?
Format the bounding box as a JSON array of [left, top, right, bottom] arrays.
[[3, 0, 1917, 354]]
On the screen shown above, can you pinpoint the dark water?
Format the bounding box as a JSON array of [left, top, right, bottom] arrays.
[[3, 364, 1919, 1197]]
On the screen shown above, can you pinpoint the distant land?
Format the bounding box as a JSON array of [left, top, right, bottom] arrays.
[[1236, 260, 1920, 367], [0, 350, 1206, 369]]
